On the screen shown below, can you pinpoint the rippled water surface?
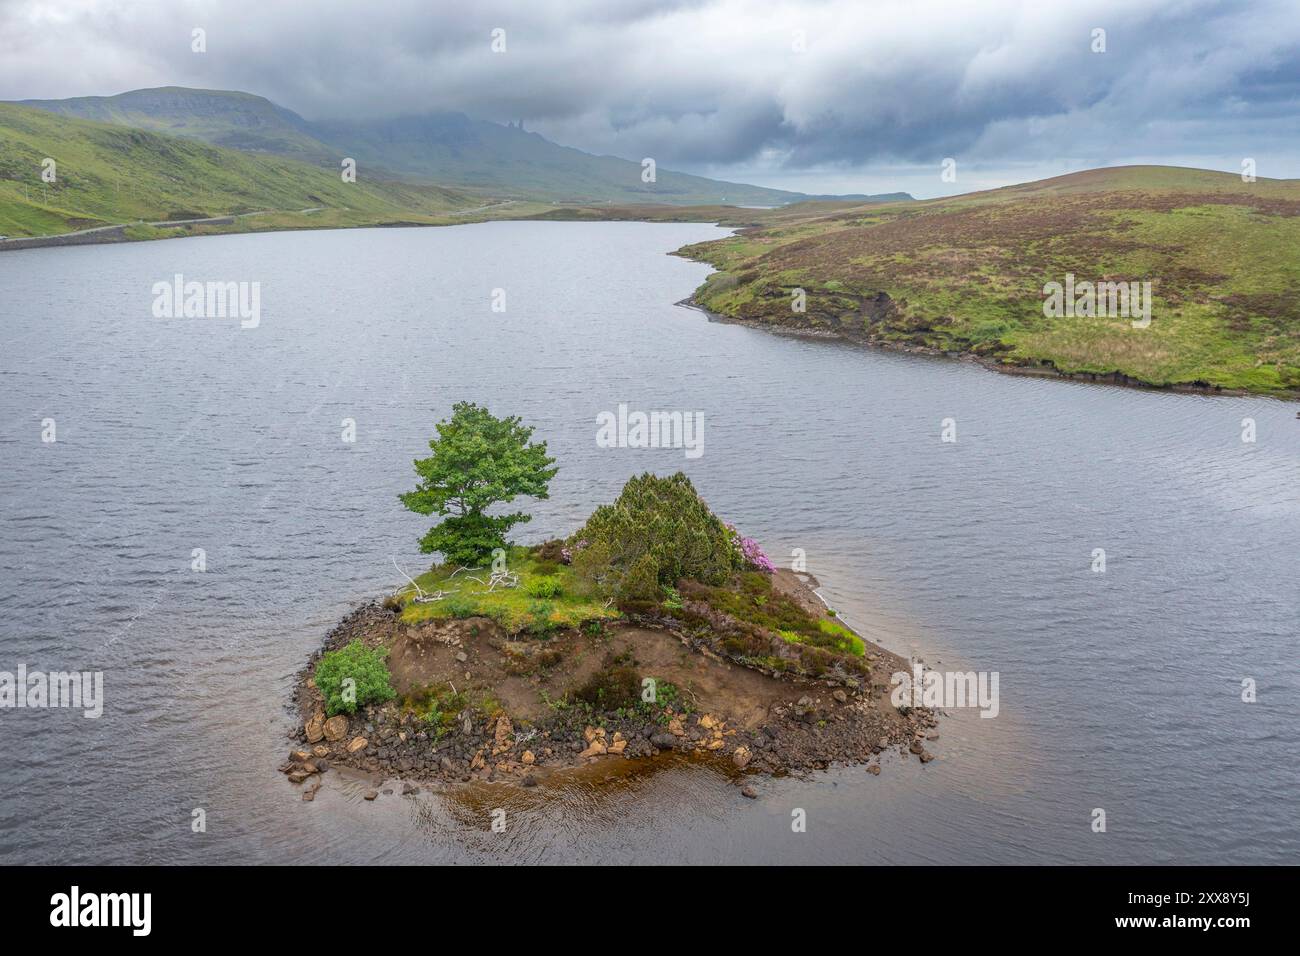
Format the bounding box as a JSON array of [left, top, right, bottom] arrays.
[[1, 221, 1297, 864]]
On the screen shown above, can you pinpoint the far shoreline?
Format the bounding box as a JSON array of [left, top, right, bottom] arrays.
[[673, 298, 1298, 403]]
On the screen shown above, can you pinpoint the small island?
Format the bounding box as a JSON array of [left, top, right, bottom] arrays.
[[286, 404, 937, 800]]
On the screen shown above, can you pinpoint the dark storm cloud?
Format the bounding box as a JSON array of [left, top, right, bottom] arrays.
[[2, 0, 1298, 180]]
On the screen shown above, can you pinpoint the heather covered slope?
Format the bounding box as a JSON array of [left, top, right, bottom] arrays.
[[679, 166, 1300, 395]]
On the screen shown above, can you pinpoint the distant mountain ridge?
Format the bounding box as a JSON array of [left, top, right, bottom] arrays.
[[0, 101, 476, 239], [16, 87, 914, 206]]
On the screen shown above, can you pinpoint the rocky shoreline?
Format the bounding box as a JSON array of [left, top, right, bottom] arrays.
[[284, 572, 939, 802]]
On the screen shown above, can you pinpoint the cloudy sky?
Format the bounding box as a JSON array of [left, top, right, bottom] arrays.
[[2, 0, 1298, 197]]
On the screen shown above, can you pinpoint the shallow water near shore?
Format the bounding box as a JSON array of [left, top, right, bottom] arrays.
[[1, 220, 1297, 864]]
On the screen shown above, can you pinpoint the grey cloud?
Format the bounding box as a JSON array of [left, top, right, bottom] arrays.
[[1, 0, 1298, 184]]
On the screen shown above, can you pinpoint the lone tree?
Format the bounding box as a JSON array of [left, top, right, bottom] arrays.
[[400, 402, 557, 566]]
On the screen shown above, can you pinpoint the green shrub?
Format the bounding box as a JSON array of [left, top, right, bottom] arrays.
[[525, 575, 563, 599], [661, 585, 683, 611], [617, 552, 661, 604], [314, 640, 396, 716], [527, 600, 558, 638], [570, 472, 737, 602]]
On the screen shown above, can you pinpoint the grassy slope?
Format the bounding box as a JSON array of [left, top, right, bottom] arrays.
[[18, 87, 332, 161], [0, 103, 475, 238], [680, 166, 1300, 395]]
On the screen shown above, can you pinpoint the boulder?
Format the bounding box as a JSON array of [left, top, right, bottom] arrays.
[[579, 739, 608, 758], [732, 746, 752, 769], [304, 713, 325, 744], [323, 715, 348, 742], [346, 736, 368, 753]]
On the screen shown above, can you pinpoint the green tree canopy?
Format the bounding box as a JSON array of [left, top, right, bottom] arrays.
[[399, 402, 557, 565]]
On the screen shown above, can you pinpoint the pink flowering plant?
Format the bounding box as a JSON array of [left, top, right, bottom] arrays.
[[725, 523, 776, 573]]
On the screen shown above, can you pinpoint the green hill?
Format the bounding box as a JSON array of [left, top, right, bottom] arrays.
[[680, 166, 1300, 395], [16, 87, 901, 206], [0, 102, 475, 238], [17, 87, 330, 161]]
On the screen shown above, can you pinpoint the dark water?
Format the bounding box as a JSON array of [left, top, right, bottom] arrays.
[[1, 221, 1297, 865]]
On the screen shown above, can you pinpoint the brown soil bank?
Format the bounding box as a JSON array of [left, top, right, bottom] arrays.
[[285, 571, 937, 796]]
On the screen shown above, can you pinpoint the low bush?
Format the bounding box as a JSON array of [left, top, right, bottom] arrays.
[[314, 640, 396, 716], [570, 472, 738, 603], [525, 575, 563, 599]]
